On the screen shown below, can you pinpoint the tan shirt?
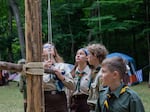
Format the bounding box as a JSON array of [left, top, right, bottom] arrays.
[[73, 65, 91, 95], [43, 63, 75, 91], [87, 68, 102, 105]]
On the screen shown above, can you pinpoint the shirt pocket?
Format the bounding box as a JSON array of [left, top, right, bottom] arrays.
[[111, 97, 129, 112], [80, 77, 90, 91], [111, 105, 128, 112]]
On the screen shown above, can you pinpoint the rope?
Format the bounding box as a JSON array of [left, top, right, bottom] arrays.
[[47, 0, 53, 60], [48, 0, 52, 44]]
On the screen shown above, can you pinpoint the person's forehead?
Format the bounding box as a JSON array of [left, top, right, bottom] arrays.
[[101, 65, 109, 70], [43, 49, 49, 54], [77, 49, 85, 53], [43, 43, 54, 49]]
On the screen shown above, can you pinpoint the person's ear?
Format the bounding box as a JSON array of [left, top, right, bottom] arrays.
[[113, 71, 119, 78]]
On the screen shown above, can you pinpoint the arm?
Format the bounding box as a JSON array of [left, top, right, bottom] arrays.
[[53, 68, 75, 90]]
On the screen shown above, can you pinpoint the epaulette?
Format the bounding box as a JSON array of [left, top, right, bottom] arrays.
[[124, 87, 138, 97]]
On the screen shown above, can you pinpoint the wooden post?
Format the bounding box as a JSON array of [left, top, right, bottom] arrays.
[[25, 0, 44, 112], [0, 0, 45, 111], [0, 61, 22, 72], [148, 71, 150, 88]]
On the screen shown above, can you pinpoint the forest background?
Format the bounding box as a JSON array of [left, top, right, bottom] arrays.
[[0, 0, 150, 81]]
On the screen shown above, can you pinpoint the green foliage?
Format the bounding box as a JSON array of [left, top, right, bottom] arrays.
[[0, 0, 149, 73]]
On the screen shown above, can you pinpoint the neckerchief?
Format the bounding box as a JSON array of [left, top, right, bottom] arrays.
[[75, 71, 86, 92], [52, 70, 65, 91], [103, 85, 129, 112], [89, 66, 101, 89], [91, 66, 101, 81]]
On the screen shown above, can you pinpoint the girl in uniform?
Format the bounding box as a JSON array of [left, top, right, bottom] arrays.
[[86, 43, 108, 111], [42, 43, 75, 112], [70, 48, 91, 112]]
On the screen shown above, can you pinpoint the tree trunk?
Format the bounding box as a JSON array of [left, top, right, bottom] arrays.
[[9, 0, 25, 59], [0, 61, 57, 75], [67, 14, 74, 59], [97, 0, 102, 43], [145, 0, 150, 87], [25, 0, 44, 112], [7, 6, 13, 62], [0, 61, 22, 72]]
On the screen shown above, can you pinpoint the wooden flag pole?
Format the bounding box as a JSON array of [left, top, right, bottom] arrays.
[[25, 0, 44, 111]]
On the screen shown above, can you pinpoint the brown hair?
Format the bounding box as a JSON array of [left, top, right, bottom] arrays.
[[70, 48, 89, 77], [53, 47, 64, 63], [87, 43, 108, 63], [70, 63, 78, 78], [101, 57, 127, 79]]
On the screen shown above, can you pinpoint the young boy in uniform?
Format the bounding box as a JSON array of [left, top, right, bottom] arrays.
[[96, 57, 145, 112]]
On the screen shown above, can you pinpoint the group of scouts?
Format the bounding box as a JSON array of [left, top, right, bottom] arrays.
[[19, 43, 145, 112]]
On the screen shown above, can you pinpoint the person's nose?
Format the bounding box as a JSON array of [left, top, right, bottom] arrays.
[[76, 54, 80, 57]]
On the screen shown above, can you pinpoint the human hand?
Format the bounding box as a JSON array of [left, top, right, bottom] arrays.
[[43, 60, 54, 69], [50, 67, 65, 81]]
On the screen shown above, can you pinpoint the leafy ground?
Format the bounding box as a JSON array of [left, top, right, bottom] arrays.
[[0, 81, 150, 112]]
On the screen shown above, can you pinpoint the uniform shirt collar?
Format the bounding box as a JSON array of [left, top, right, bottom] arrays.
[[108, 83, 125, 98], [75, 65, 90, 75]]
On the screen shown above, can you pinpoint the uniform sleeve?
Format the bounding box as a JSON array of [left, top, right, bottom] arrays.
[[62, 72, 75, 90], [61, 63, 75, 90], [53, 63, 75, 90], [129, 93, 145, 112]]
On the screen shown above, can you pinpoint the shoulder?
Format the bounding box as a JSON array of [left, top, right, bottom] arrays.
[[125, 87, 145, 111], [126, 87, 138, 95], [125, 87, 141, 100], [55, 63, 74, 72], [85, 65, 91, 71], [85, 65, 92, 74]]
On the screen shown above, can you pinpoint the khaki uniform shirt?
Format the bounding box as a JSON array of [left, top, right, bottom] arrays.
[[87, 66, 101, 106], [73, 65, 91, 95], [43, 63, 75, 91]]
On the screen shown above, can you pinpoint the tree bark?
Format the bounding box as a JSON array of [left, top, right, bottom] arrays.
[[145, 0, 150, 87], [0, 61, 55, 74], [67, 14, 74, 59], [0, 61, 22, 72], [25, 0, 44, 112], [9, 0, 25, 59]]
